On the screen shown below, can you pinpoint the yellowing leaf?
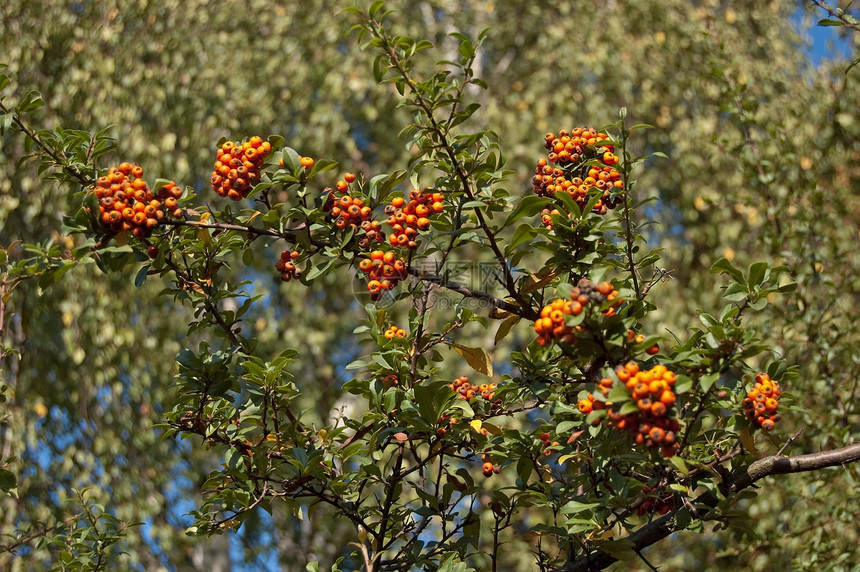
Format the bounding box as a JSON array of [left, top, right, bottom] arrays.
[[453, 344, 493, 376], [541, 465, 553, 483], [588, 528, 615, 541], [558, 453, 582, 465], [488, 307, 513, 319], [520, 272, 556, 295], [470, 419, 483, 433], [494, 315, 521, 346], [739, 426, 760, 458], [481, 422, 503, 436]]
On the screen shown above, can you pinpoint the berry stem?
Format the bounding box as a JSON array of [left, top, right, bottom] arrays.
[[363, 16, 532, 315]]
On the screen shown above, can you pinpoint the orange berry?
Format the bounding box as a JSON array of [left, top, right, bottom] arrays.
[[648, 427, 665, 442], [650, 402, 667, 417], [344, 172, 356, 183], [659, 391, 676, 406]]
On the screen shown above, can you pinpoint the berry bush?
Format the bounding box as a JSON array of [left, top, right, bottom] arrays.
[[1, 2, 859, 571]]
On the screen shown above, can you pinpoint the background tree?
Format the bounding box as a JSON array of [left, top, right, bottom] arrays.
[[0, 1, 858, 570]]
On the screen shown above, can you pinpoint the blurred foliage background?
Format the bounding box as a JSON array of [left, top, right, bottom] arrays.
[[0, 0, 858, 570]]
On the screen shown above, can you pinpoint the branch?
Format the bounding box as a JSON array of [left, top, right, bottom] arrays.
[[0, 514, 82, 555], [0, 100, 91, 187], [809, 0, 860, 34], [159, 218, 331, 248], [559, 442, 860, 571], [365, 18, 533, 314], [407, 266, 537, 319]]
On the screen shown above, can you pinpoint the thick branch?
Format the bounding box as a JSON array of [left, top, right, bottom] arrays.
[[560, 442, 860, 571]]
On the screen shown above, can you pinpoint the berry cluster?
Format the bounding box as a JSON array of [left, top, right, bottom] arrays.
[[93, 163, 181, 238], [540, 207, 562, 230], [450, 376, 497, 401], [382, 374, 399, 388], [327, 174, 386, 248], [357, 250, 408, 300], [532, 127, 624, 220], [538, 431, 560, 456], [436, 414, 458, 437], [637, 486, 675, 516], [543, 127, 615, 165], [579, 362, 680, 457], [330, 194, 383, 241], [210, 136, 272, 200], [480, 453, 501, 478], [384, 325, 408, 339], [533, 278, 623, 346], [626, 329, 660, 355], [275, 250, 301, 281], [742, 372, 782, 431], [383, 189, 444, 249]]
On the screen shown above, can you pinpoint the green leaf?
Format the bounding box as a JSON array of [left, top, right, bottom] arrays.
[[368, 0, 386, 19], [619, 401, 639, 416], [560, 500, 601, 515], [38, 260, 76, 290], [305, 259, 334, 281], [723, 282, 749, 302], [0, 468, 16, 495], [502, 195, 552, 228], [668, 455, 689, 476], [700, 373, 719, 392], [17, 90, 44, 113], [710, 258, 745, 285], [507, 223, 537, 253], [748, 261, 768, 288], [594, 538, 636, 561], [134, 264, 150, 287], [817, 18, 845, 27], [673, 375, 693, 394]]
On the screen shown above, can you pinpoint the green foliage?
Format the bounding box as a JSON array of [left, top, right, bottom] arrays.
[[0, 1, 858, 571]]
